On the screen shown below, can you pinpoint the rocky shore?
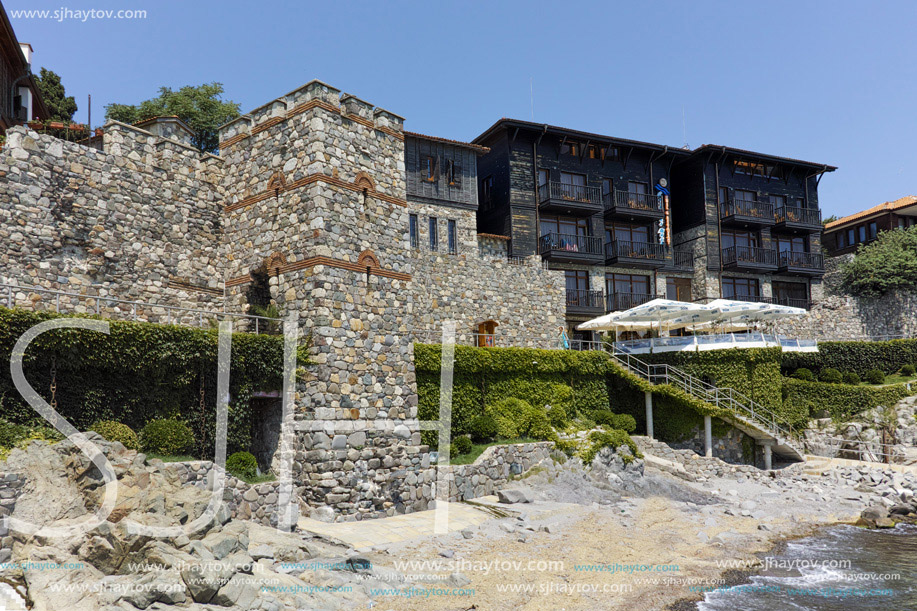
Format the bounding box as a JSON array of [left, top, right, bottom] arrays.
[[1, 435, 915, 610]]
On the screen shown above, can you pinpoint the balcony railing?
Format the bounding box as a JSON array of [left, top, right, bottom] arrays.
[[607, 292, 656, 312], [779, 250, 824, 270], [538, 233, 604, 256], [566, 289, 604, 310], [721, 245, 778, 267], [673, 249, 694, 269], [776, 205, 821, 226], [538, 181, 602, 205], [720, 200, 775, 222], [605, 190, 662, 213], [726, 294, 813, 310], [606, 240, 666, 261]]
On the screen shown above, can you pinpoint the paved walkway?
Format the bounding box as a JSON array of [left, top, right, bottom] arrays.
[[297, 500, 499, 550]]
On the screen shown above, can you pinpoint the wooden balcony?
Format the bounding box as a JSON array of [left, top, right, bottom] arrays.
[[537, 181, 603, 216], [671, 249, 694, 270], [605, 240, 666, 268], [777, 250, 825, 276], [774, 206, 822, 232], [720, 200, 775, 228], [607, 292, 657, 312], [566, 289, 605, 315], [721, 245, 778, 272], [538, 233, 604, 264], [603, 190, 663, 222]]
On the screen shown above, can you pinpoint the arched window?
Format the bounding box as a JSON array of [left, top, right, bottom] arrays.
[[475, 320, 498, 347]]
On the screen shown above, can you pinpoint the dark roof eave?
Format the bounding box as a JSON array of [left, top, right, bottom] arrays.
[[404, 131, 490, 154], [692, 144, 836, 172], [472, 117, 691, 156]]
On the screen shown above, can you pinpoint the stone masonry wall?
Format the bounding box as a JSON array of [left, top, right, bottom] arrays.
[[0, 473, 24, 563], [0, 123, 226, 319], [780, 254, 917, 339]]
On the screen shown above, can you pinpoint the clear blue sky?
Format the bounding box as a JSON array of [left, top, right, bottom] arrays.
[[7, 0, 916, 218]]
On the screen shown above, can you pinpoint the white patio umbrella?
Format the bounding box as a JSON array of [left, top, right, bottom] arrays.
[[577, 298, 718, 332]]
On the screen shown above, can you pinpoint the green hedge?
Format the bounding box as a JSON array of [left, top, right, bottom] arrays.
[[414, 344, 612, 439], [639, 348, 783, 411], [782, 339, 917, 377], [0, 307, 291, 458], [782, 377, 916, 422]]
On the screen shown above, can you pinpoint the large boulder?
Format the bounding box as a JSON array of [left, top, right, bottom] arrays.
[[497, 488, 534, 504]]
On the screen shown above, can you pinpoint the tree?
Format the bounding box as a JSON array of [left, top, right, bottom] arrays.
[[35, 68, 77, 121], [104, 83, 240, 153], [823, 214, 839, 225], [841, 226, 917, 297]]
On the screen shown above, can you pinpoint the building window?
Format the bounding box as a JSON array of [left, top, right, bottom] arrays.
[[721, 229, 759, 249], [606, 222, 650, 244], [868, 221, 878, 240], [858, 225, 866, 243], [602, 178, 613, 197], [409, 214, 419, 249], [424, 156, 436, 182], [768, 194, 787, 208], [734, 159, 766, 176], [606, 273, 652, 310], [718, 187, 729, 205], [429, 217, 438, 251], [481, 175, 494, 210], [541, 215, 589, 237], [447, 159, 461, 186], [847, 228, 855, 245], [734, 189, 757, 204], [773, 281, 809, 308], [560, 141, 579, 157], [538, 168, 550, 188], [565, 270, 590, 291], [722, 277, 760, 299], [837, 231, 846, 248], [447, 219, 457, 254], [777, 235, 806, 253], [666, 277, 692, 302]]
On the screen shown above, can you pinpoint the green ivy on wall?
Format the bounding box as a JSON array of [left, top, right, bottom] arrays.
[[0, 307, 291, 458], [414, 344, 612, 437], [782, 339, 917, 377], [782, 377, 916, 422], [639, 347, 783, 411]]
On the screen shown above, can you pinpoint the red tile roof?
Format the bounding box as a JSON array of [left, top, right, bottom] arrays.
[[825, 196, 917, 230]]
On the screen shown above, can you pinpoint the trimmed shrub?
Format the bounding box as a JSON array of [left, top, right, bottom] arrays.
[[468, 414, 498, 443], [546, 404, 568, 429], [783, 339, 917, 377], [818, 368, 843, 384], [793, 368, 815, 382], [592, 410, 617, 427], [842, 372, 861, 385], [226, 451, 258, 480], [864, 369, 886, 385], [89, 420, 139, 450], [451, 435, 472, 455], [611, 413, 637, 433], [527, 411, 558, 442], [901, 364, 916, 376], [140, 419, 195, 455]]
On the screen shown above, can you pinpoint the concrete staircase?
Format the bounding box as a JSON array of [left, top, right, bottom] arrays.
[[609, 351, 805, 462]]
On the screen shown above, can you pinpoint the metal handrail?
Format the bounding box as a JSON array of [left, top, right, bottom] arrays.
[[605, 190, 663, 212], [1, 282, 281, 334], [608, 349, 804, 455], [720, 199, 775, 220], [721, 245, 778, 266], [779, 250, 824, 270], [776, 205, 821, 226], [538, 233, 604, 256], [538, 181, 602, 205], [606, 240, 666, 261], [566, 288, 604, 309], [812, 435, 904, 464]]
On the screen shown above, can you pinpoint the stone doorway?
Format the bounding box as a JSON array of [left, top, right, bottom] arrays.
[[250, 395, 283, 473]]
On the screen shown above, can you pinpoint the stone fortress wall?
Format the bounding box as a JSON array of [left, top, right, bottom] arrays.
[[0, 122, 227, 317], [0, 80, 566, 520]]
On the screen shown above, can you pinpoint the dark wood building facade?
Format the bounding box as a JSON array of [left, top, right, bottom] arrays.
[[671, 146, 834, 310], [473, 120, 835, 334]]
